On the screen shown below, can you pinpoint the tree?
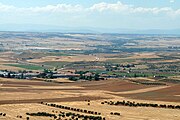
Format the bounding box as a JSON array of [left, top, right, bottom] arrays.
[[20, 73, 24, 79], [134, 73, 137, 78], [7, 72, 11, 78], [94, 73, 100, 80]]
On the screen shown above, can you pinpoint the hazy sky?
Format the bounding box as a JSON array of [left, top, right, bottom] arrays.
[[0, 0, 180, 29]]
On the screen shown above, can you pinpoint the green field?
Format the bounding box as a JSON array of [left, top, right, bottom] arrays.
[[107, 71, 175, 77], [40, 61, 70, 68], [5, 64, 44, 70], [46, 52, 73, 56]]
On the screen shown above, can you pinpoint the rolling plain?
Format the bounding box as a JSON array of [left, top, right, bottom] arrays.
[[0, 32, 179, 120]]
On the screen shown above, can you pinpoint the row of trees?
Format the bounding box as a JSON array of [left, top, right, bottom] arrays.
[[41, 102, 102, 116], [130, 80, 166, 86], [17, 115, 30, 120], [58, 111, 105, 120], [26, 112, 57, 119], [37, 69, 53, 78], [69, 72, 101, 81], [0, 113, 6, 116], [101, 100, 180, 109], [26, 110, 106, 120], [110, 112, 120, 116]]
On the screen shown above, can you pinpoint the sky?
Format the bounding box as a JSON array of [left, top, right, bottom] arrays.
[[0, 0, 180, 31]]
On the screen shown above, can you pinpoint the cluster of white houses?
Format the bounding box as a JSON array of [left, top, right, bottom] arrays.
[[0, 70, 38, 79], [0, 70, 118, 80], [0, 70, 81, 79]]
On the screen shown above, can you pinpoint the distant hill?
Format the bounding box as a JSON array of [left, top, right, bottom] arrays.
[[0, 24, 179, 35]]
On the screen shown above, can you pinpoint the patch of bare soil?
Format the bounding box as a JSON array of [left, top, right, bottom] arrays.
[[0, 96, 106, 105], [79, 79, 151, 92], [119, 84, 180, 102]]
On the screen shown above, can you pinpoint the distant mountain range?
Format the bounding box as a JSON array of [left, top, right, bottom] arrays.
[[0, 24, 180, 34]]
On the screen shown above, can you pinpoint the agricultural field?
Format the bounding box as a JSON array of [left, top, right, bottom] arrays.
[[0, 32, 180, 120]]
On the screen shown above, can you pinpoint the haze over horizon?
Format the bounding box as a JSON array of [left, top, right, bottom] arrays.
[[0, 0, 180, 33]]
